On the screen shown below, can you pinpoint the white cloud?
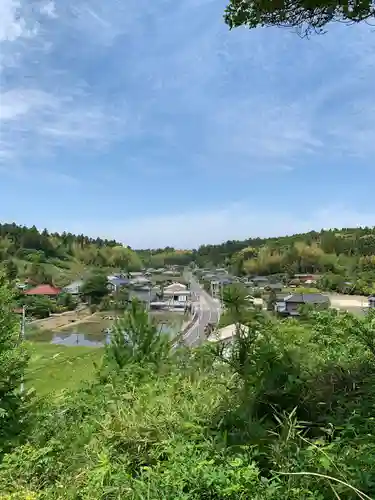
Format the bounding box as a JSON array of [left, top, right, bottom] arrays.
[[40, 1, 57, 19], [1, 0, 375, 233], [54, 202, 375, 249], [0, 87, 137, 162], [0, 0, 26, 42]]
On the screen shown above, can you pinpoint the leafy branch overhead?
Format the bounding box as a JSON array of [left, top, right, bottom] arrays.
[[224, 0, 375, 37]]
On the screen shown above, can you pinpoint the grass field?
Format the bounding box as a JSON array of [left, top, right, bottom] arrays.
[[25, 342, 103, 395], [24, 310, 188, 395]]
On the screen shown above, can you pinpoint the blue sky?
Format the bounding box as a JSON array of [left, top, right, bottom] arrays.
[[1, 0, 375, 248]]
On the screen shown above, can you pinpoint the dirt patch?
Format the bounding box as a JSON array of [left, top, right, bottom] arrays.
[[328, 294, 368, 309], [31, 307, 92, 331]]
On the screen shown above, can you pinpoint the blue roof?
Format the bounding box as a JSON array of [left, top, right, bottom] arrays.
[[109, 278, 129, 286]]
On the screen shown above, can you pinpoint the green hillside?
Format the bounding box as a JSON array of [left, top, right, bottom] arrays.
[[0, 222, 142, 286]]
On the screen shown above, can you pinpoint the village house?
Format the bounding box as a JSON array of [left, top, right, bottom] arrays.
[[130, 276, 152, 286], [249, 276, 269, 288], [163, 282, 191, 306], [24, 284, 61, 298], [278, 293, 330, 316], [210, 277, 234, 297], [63, 280, 84, 295], [107, 277, 130, 292], [265, 282, 283, 292]]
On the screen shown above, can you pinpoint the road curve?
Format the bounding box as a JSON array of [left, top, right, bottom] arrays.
[[183, 274, 221, 347]]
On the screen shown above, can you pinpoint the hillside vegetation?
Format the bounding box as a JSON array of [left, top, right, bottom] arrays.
[[1, 278, 375, 499], [3, 222, 375, 295], [196, 228, 375, 295], [0, 222, 142, 286]]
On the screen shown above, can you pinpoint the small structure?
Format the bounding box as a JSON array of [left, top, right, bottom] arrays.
[[63, 280, 83, 295], [24, 284, 61, 297], [294, 274, 317, 283], [251, 276, 269, 284], [281, 293, 330, 316], [265, 283, 283, 292], [368, 296, 375, 308], [207, 323, 247, 344], [164, 282, 187, 292], [130, 276, 151, 286], [129, 271, 144, 278], [108, 277, 130, 292], [215, 268, 228, 274], [210, 277, 235, 297], [129, 287, 157, 304], [163, 270, 178, 276]]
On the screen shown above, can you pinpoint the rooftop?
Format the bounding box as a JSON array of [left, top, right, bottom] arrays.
[[24, 284, 61, 296], [284, 293, 329, 304]]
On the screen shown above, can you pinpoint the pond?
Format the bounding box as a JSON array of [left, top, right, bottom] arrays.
[[30, 324, 176, 347]]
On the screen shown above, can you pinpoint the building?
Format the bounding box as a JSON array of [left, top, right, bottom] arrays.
[[164, 282, 190, 306], [208, 323, 240, 343], [130, 276, 152, 286], [293, 274, 317, 283], [210, 277, 235, 297], [281, 293, 330, 316], [129, 287, 157, 304], [265, 283, 283, 292], [24, 284, 61, 297], [63, 280, 83, 295], [108, 277, 130, 292], [129, 272, 144, 278], [368, 296, 375, 308], [250, 276, 269, 288]]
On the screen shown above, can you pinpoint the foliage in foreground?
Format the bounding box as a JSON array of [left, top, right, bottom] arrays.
[[0, 273, 29, 454], [224, 0, 375, 37], [1, 302, 375, 498]]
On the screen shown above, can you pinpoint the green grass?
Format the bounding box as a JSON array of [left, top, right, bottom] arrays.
[[25, 342, 103, 395]]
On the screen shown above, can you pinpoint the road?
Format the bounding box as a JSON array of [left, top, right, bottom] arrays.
[[183, 274, 221, 347]]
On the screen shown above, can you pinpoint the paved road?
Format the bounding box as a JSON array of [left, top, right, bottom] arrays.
[[183, 274, 221, 346]]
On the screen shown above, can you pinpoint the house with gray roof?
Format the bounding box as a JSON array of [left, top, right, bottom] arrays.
[[280, 293, 330, 316], [250, 276, 270, 287], [107, 277, 130, 292], [130, 276, 152, 286]]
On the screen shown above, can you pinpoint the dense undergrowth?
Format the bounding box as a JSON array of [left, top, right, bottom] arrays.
[[1, 298, 375, 499]]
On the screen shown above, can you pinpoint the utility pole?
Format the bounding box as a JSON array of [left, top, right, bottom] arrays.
[[20, 305, 26, 393]]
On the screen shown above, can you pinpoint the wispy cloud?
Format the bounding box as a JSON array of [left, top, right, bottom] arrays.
[[1, 0, 375, 244], [43, 202, 375, 249], [40, 1, 57, 19]]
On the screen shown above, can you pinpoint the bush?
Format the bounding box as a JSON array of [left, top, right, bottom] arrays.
[[0, 304, 374, 499]]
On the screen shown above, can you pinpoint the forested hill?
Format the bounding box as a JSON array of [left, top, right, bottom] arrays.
[[3, 222, 375, 285], [0, 222, 143, 286], [195, 227, 375, 266]]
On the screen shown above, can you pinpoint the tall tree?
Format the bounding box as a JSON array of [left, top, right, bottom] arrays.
[[80, 273, 109, 304], [224, 0, 375, 37], [103, 299, 171, 371], [4, 260, 18, 281]]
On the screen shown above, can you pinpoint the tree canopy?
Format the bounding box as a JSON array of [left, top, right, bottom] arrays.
[[224, 0, 375, 37]]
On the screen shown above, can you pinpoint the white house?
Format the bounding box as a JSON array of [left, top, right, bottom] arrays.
[[164, 283, 190, 306], [63, 280, 84, 295]]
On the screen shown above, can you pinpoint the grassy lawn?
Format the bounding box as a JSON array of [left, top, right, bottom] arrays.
[[25, 342, 103, 395]]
